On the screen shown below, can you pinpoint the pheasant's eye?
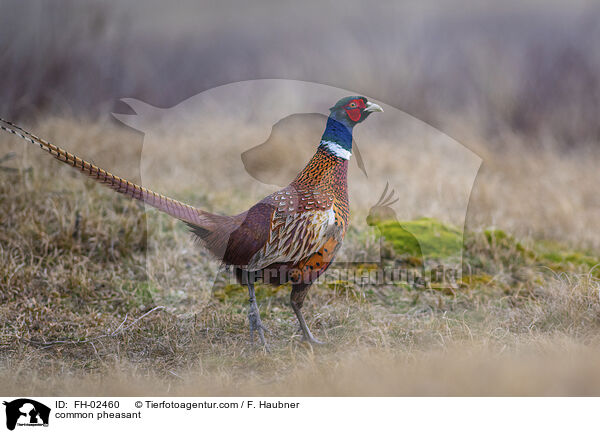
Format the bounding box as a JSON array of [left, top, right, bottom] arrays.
[[347, 102, 357, 109]]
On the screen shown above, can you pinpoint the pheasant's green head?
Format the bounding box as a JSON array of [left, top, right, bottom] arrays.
[[320, 96, 383, 159], [329, 96, 383, 126]]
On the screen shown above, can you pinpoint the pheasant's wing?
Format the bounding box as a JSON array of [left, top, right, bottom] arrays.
[[213, 186, 338, 270], [246, 205, 336, 271]]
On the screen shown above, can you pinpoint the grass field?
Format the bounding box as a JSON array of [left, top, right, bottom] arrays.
[[1, 116, 599, 396]]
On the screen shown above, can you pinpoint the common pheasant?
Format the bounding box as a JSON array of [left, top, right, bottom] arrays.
[[0, 96, 383, 346]]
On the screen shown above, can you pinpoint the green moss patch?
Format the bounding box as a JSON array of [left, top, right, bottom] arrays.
[[466, 228, 599, 279], [213, 283, 287, 302], [535, 240, 599, 275], [378, 217, 462, 259]]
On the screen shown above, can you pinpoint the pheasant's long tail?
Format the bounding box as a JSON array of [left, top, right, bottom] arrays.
[[0, 118, 216, 228]]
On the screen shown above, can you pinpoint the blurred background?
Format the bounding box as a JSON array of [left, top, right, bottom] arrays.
[[2, 0, 600, 148]]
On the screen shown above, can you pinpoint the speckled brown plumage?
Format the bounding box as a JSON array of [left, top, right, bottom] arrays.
[[203, 147, 349, 279]]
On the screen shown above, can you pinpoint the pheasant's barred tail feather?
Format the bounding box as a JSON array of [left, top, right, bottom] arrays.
[[0, 118, 214, 228]]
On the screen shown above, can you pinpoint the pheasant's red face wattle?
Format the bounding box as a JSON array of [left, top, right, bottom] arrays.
[[344, 99, 366, 122]]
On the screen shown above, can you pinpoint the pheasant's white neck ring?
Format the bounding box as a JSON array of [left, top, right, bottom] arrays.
[[321, 140, 352, 160]]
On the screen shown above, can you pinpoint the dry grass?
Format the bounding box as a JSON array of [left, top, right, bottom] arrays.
[[0, 116, 599, 396]]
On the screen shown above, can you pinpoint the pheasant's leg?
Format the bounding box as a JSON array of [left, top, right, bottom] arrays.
[[290, 283, 323, 345], [246, 279, 268, 347]]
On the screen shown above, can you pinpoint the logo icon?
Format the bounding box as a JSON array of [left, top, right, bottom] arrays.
[[3, 399, 50, 431]]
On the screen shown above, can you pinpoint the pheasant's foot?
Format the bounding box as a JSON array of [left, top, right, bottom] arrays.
[[247, 305, 269, 350], [245, 276, 269, 351], [301, 334, 324, 345], [291, 300, 323, 346], [296, 325, 323, 345]]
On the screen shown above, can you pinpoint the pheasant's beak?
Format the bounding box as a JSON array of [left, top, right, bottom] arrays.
[[364, 101, 384, 113]]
